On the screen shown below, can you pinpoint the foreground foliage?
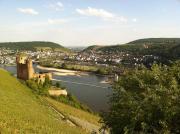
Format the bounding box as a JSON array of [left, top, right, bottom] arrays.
[[26, 76, 51, 95], [101, 62, 180, 134]]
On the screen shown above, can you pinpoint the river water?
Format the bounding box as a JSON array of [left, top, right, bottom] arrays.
[[0, 65, 112, 112]]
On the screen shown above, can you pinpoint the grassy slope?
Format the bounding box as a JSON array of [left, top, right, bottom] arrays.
[[0, 69, 85, 133], [45, 97, 100, 126]]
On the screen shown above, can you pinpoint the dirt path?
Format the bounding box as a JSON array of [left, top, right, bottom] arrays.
[[69, 115, 101, 133], [41, 97, 108, 134], [40, 97, 77, 127]]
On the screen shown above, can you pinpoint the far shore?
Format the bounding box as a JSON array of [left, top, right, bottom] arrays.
[[0, 64, 16, 66], [37, 65, 112, 84]]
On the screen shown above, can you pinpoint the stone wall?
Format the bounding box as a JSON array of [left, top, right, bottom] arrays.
[[16, 55, 33, 80], [34, 73, 52, 84], [48, 89, 68, 96]]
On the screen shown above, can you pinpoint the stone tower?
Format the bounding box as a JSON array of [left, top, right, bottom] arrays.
[[16, 54, 34, 80]]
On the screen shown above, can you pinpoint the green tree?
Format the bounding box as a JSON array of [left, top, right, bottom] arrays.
[[101, 62, 180, 134], [55, 82, 60, 88], [43, 75, 52, 88], [96, 68, 107, 75], [61, 63, 68, 69], [26, 76, 52, 95]]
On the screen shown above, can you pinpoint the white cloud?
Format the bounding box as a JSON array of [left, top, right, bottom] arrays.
[[76, 7, 127, 22], [48, 2, 64, 11], [17, 8, 39, 15], [48, 19, 67, 24], [132, 18, 137, 22], [57, 2, 63, 7], [76, 7, 114, 20]]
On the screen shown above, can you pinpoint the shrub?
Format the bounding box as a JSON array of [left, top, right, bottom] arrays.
[[55, 82, 60, 88], [26, 78, 51, 95]]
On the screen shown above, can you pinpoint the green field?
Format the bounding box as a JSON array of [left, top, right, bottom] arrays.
[[0, 69, 86, 133], [45, 97, 100, 126]]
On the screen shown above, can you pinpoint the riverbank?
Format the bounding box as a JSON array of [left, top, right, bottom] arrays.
[[37, 65, 88, 76], [37, 65, 113, 84], [39, 62, 115, 75], [0, 64, 16, 66]]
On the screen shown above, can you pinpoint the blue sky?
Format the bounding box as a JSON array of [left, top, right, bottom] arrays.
[[0, 0, 180, 46]]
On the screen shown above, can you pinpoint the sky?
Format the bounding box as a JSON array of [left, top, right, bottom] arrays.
[[0, 0, 180, 47]]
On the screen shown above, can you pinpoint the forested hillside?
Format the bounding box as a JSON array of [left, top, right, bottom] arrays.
[[83, 38, 180, 61], [128, 38, 180, 44], [0, 41, 70, 52]]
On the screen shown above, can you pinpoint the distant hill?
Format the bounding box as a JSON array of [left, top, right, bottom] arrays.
[[82, 38, 180, 60], [82, 45, 102, 53], [128, 38, 180, 44], [0, 41, 71, 52], [0, 69, 85, 133]]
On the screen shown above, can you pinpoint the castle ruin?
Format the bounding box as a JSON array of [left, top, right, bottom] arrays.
[[16, 54, 52, 83]]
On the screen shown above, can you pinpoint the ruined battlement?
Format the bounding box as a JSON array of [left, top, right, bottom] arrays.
[[34, 73, 52, 84], [16, 54, 34, 80], [16, 54, 52, 82]]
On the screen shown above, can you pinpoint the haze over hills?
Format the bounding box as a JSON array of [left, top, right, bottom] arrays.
[[0, 41, 70, 52]]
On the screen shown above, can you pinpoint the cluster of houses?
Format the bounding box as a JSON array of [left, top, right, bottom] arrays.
[[65, 50, 160, 67], [0, 48, 67, 65], [0, 48, 16, 64], [0, 47, 160, 67], [0, 55, 16, 64]]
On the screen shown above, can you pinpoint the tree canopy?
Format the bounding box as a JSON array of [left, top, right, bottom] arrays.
[[0, 41, 69, 52], [101, 61, 180, 134]]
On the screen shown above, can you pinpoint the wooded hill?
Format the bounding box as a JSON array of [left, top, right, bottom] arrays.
[[0, 41, 70, 52], [82, 38, 180, 60]]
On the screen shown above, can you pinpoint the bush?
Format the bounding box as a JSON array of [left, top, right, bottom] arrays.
[[101, 62, 180, 134], [61, 63, 68, 69], [26, 78, 51, 95], [55, 82, 60, 88], [96, 68, 108, 75], [96, 67, 113, 75]]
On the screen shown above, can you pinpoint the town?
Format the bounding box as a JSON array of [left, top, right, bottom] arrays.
[[0, 46, 160, 70]]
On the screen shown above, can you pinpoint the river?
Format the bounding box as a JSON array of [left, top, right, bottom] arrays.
[[0, 64, 112, 112]]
